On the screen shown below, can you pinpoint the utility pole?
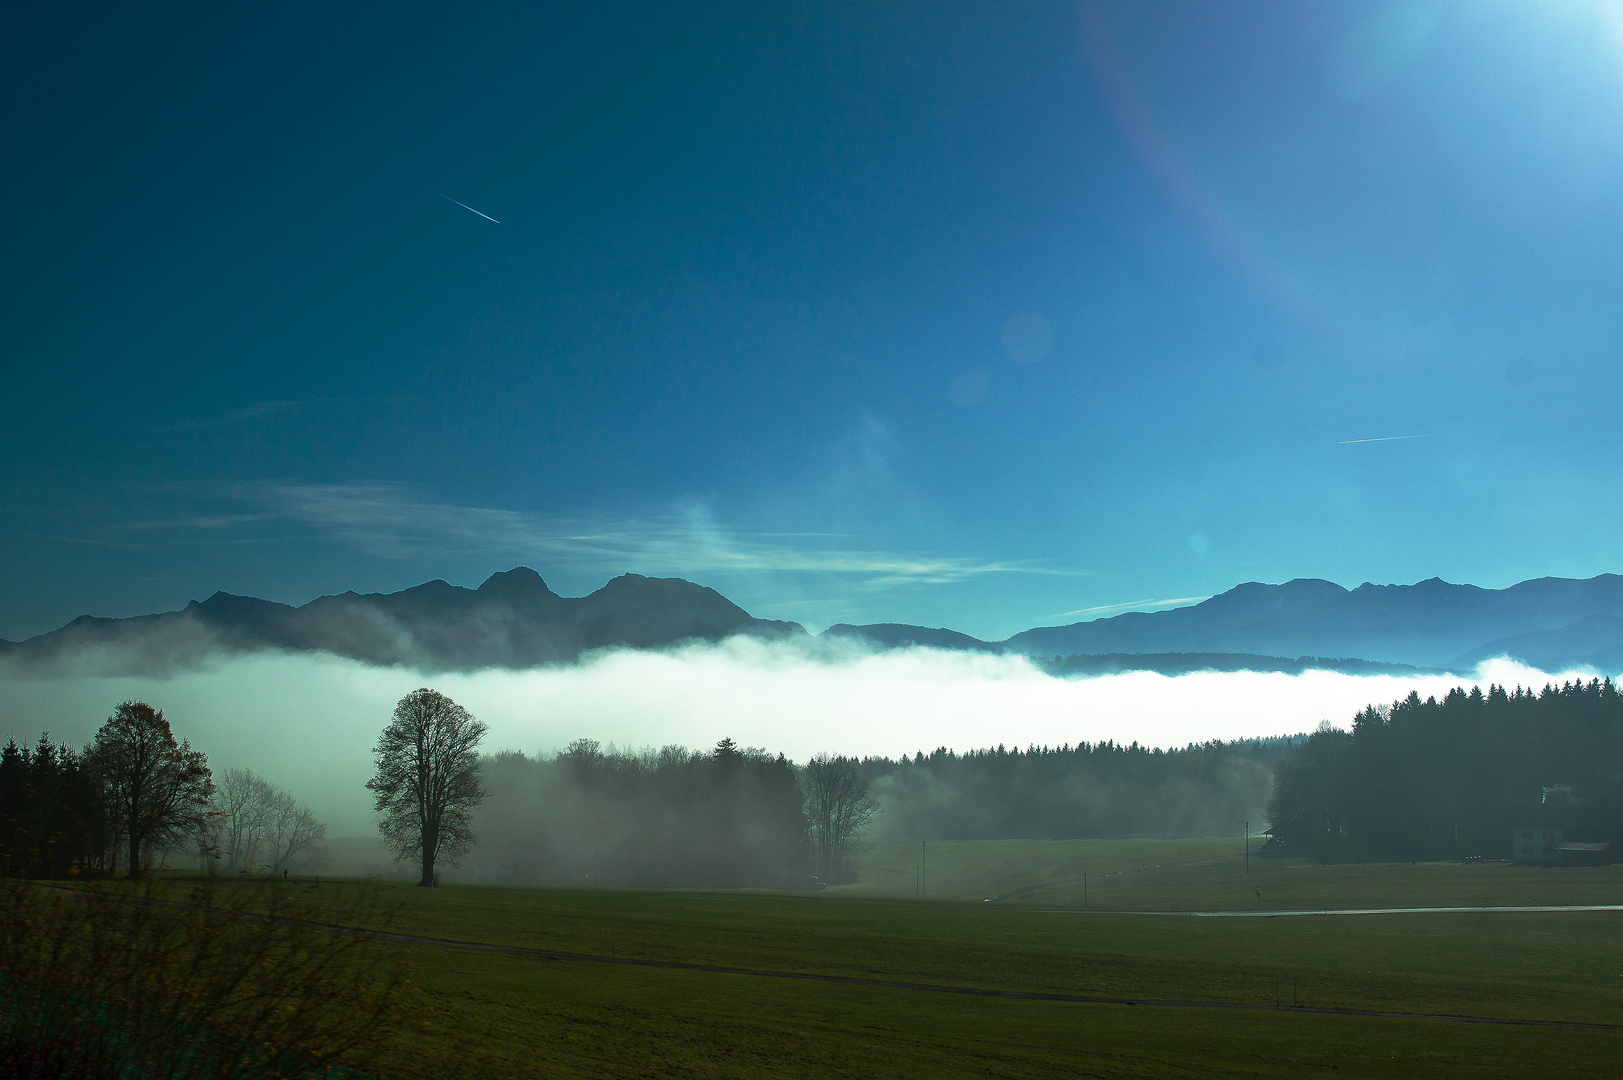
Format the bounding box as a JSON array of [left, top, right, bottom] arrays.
[[1245, 820, 1249, 875], [1083, 872, 1088, 908], [922, 839, 927, 897]]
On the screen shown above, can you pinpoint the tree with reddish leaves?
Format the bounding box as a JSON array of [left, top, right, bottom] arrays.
[[85, 702, 212, 877]]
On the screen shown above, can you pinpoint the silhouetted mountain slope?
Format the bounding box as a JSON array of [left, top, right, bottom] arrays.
[[1450, 613, 1623, 674], [822, 624, 1000, 652], [1002, 575, 1623, 669], [1034, 653, 1439, 678], [4, 568, 804, 672], [810, 574, 1623, 673], [818, 628, 1441, 678], [10, 569, 1623, 676]]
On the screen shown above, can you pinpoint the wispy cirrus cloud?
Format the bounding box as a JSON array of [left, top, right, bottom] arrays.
[[1051, 596, 1209, 619], [132, 481, 1091, 589], [178, 399, 328, 430]]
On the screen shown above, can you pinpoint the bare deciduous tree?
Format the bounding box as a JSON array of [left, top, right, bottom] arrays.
[[214, 768, 272, 871], [367, 688, 487, 887], [201, 768, 328, 874], [802, 753, 878, 882], [266, 800, 327, 874], [85, 702, 212, 878]]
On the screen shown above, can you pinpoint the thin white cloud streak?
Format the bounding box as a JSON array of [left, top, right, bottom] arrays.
[[1337, 433, 1448, 445], [1051, 596, 1210, 619], [175, 399, 332, 431], [131, 481, 1089, 589], [0, 644, 1591, 838]]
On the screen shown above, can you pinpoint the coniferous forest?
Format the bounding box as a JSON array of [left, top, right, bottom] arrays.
[[0, 737, 105, 879], [1266, 679, 1623, 861], [858, 739, 1290, 841], [461, 737, 1291, 885], [471, 681, 1623, 880], [12, 683, 1623, 886]]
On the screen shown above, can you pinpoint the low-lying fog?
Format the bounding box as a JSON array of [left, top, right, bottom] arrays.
[[0, 638, 1592, 837]]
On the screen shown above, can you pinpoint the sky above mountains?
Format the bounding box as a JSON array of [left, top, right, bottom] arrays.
[[6, 1, 1623, 642]]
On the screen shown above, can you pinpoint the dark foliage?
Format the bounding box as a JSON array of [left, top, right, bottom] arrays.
[[0, 1029, 121, 1080], [1267, 679, 1623, 861], [0, 737, 106, 879], [803, 755, 877, 882], [368, 688, 487, 887], [859, 739, 1283, 840], [0, 877, 411, 1079], [84, 702, 212, 878], [470, 738, 807, 888]]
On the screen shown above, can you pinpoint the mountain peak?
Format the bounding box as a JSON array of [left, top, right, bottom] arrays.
[[477, 566, 558, 603]]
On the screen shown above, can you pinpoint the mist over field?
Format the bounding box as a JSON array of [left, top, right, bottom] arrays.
[[0, 639, 1588, 838]]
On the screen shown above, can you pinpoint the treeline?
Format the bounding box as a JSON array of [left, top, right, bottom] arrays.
[[0, 736, 105, 878], [468, 738, 810, 887], [0, 702, 326, 878], [1267, 680, 1623, 861], [465, 735, 1294, 885], [855, 738, 1290, 841]]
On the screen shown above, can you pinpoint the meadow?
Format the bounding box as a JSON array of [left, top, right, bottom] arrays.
[[235, 838, 1623, 1078], [847, 835, 1623, 909]]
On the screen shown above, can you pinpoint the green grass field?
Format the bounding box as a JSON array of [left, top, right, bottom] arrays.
[[847, 836, 1623, 909], [372, 945, 1623, 1080], [131, 840, 1623, 1077]]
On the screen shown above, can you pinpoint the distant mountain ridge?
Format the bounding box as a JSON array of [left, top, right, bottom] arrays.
[[0, 568, 803, 672], [832, 574, 1623, 673], [821, 623, 998, 653], [7, 570, 1623, 676]]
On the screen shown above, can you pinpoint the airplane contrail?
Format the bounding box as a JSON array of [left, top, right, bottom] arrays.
[[1337, 434, 1446, 445], [435, 192, 499, 223]]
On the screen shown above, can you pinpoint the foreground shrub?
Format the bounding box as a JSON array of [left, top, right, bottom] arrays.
[[0, 877, 413, 1078], [0, 1026, 125, 1079]]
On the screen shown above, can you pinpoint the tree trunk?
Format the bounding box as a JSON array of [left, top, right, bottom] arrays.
[[127, 827, 142, 879], [418, 825, 437, 887]]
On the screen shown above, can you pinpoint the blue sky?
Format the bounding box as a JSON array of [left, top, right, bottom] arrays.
[[5, 1, 1623, 642]]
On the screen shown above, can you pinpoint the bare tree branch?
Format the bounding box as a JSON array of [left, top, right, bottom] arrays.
[[802, 754, 878, 882]]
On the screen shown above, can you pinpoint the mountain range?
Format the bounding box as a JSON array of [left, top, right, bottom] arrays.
[[831, 575, 1623, 672], [0, 568, 801, 672], [5, 569, 1623, 675]]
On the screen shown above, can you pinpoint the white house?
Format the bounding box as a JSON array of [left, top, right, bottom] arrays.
[[1511, 826, 1561, 862]]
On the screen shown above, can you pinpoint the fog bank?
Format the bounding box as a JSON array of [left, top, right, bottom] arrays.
[[0, 638, 1593, 837]]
